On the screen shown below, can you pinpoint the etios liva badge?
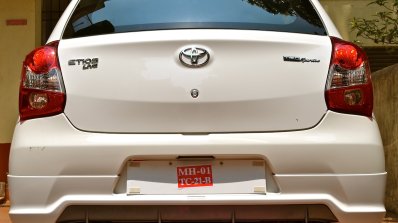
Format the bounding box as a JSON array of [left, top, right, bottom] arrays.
[[68, 58, 99, 70]]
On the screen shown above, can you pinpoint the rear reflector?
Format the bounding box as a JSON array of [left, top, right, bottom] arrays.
[[19, 41, 66, 121], [325, 37, 373, 117]]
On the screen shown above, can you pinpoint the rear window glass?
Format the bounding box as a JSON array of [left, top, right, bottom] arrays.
[[63, 0, 327, 39]]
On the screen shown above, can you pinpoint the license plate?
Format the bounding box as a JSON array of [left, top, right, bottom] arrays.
[[127, 160, 266, 195], [177, 165, 213, 188]]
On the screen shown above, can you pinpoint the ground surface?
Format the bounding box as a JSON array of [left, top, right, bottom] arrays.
[[0, 201, 11, 223]]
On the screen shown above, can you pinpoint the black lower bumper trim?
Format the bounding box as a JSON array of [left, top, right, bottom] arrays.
[[57, 204, 337, 223]]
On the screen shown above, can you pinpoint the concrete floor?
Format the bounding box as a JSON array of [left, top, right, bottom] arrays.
[[0, 204, 11, 223]]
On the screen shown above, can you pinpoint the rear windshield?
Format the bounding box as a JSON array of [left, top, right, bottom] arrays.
[[63, 0, 327, 39]]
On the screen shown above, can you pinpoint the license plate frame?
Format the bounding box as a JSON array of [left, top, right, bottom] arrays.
[[127, 160, 266, 195]]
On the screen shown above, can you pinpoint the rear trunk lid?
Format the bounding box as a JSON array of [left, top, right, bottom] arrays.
[[58, 30, 331, 133]]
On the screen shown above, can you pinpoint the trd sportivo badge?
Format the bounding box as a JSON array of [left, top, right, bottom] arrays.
[[68, 58, 99, 70], [283, 56, 320, 63], [179, 47, 210, 68]]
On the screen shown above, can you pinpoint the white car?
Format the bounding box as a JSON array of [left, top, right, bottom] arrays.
[[8, 0, 386, 222]]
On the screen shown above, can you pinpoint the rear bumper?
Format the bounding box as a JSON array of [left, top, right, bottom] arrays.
[[8, 111, 386, 223], [8, 174, 386, 223]]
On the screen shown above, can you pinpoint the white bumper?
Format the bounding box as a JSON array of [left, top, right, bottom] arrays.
[[8, 111, 386, 223]]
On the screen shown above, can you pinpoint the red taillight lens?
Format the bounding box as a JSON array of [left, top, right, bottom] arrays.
[[333, 43, 364, 70], [325, 37, 373, 117], [25, 46, 57, 74], [19, 41, 66, 121]]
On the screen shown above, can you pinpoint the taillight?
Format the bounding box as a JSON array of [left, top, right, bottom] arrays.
[[325, 37, 373, 117], [19, 41, 66, 121]]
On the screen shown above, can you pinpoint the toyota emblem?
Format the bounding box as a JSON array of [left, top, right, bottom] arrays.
[[179, 47, 210, 68]]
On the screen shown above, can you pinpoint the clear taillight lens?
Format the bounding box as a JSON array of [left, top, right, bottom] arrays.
[[325, 37, 373, 117], [19, 41, 66, 121]]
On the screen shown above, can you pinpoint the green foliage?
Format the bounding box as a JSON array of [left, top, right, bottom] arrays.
[[351, 0, 398, 44]]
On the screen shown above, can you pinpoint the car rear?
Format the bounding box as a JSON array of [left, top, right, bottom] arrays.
[[8, 0, 386, 222]]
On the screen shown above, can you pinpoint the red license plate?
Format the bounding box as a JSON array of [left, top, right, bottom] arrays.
[[177, 165, 213, 188]]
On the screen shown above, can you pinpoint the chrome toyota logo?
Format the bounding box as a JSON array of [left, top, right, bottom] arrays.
[[179, 47, 210, 68]]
